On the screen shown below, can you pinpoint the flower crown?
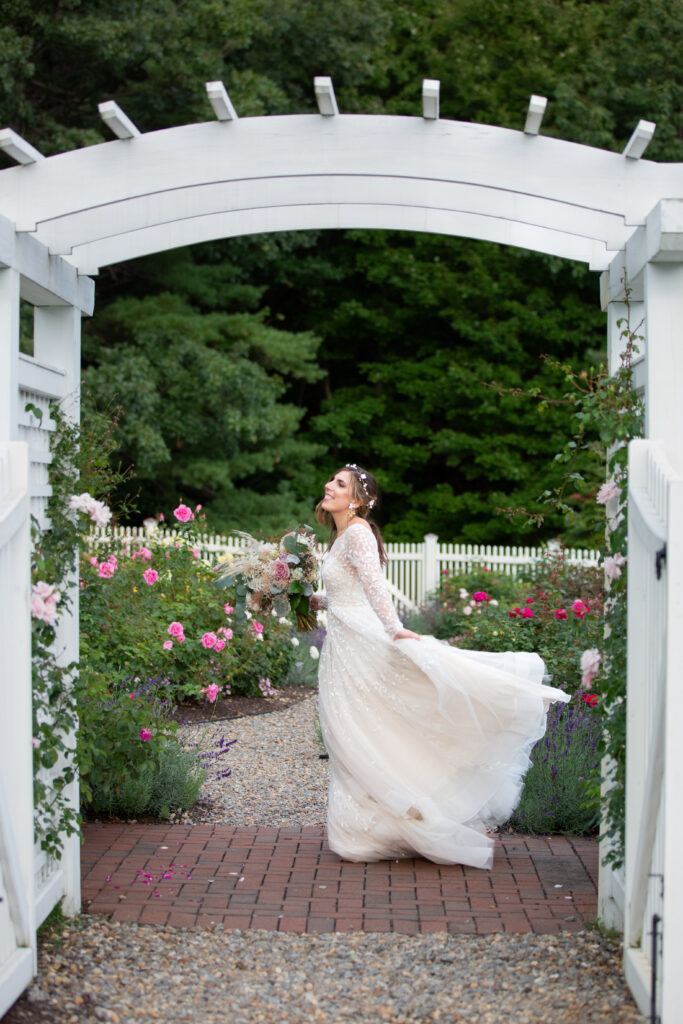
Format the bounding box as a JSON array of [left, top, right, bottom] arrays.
[[345, 464, 377, 509]]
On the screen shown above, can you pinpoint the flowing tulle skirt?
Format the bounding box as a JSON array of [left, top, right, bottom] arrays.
[[318, 604, 570, 869]]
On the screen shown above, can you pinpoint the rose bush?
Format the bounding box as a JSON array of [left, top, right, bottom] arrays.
[[420, 550, 603, 695], [81, 508, 298, 703]]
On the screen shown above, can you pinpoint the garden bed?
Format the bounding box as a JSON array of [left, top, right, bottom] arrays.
[[168, 684, 314, 724]]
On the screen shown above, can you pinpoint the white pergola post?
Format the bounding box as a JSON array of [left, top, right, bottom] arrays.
[[642, 260, 683, 1024], [32, 305, 82, 916], [0, 268, 21, 442]]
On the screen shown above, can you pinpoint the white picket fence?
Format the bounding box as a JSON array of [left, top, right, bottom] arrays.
[[91, 526, 601, 617]]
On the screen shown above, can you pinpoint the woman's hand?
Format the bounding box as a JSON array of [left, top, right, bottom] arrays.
[[393, 628, 421, 641]]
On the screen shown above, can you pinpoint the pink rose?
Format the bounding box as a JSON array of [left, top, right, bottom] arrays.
[[273, 560, 291, 582], [196, 504, 202, 511], [581, 693, 599, 707], [604, 553, 626, 581], [224, 604, 234, 615], [251, 621, 264, 634], [98, 562, 113, 578], [143, 569, 159, 585], [163, 640, 173, 650], [219, 627, 233, 640], [132, 547, 153, 561], [508, 610, 518, 618], [140, 728, 152, 742], [200, 684, 220, 703], [214, 639, 226, 652], [173, 504, 193, 522], [472, 591, 489, 603], [580, 647, 601, 688], [572, 600, 588, 619], [525, 597, 534, 605], [192, 548, 200, 559], [596, 479, 620, 506], [554, 609, 567, 620], [168, 621, 184, 638], [521, 607, 534, 618], [462, 606, 472, 616], [106, 555, 118, 570], [201, 632, 217, 649], [89, 556, 99, 567], [31, 583, 60, 625]]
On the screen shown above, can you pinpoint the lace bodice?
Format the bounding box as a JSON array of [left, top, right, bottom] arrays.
[[322, 522, 402, 637]]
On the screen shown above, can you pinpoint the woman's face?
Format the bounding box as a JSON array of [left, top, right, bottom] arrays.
[[321, 470, 356, 515]]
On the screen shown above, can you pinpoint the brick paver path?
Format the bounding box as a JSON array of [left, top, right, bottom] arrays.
[[82, 823, 598, 935]]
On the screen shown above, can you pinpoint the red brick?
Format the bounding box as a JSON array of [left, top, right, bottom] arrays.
[[138, 907, 170, 925]]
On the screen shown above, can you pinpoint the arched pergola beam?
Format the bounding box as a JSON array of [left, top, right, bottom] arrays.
[[0, 114, 679, 275], [64, 202, 609, 276]]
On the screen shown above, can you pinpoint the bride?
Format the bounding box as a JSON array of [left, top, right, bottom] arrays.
[[311, 463, 570, 869]]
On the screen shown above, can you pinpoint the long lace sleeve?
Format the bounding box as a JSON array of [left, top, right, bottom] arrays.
[[346, 525, 403, 638]]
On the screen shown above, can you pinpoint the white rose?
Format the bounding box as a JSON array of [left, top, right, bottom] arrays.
[[290, 637, 300, 647], [309, 646, 320, 660], [490, 599, 499, 606]]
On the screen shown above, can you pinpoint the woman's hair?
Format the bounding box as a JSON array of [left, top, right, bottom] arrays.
[[315, 464, 388, 566]]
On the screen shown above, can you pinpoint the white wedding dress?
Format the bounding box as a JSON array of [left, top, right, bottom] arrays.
[[317, 521, 570, 869]]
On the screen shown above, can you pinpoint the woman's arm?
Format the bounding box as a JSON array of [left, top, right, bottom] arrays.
[[346, 525, 418, 639]]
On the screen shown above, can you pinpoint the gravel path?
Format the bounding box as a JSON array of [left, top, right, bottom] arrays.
[[18, 920, 641, 1023], [179, 694, 328, 827], [8, 693, 644, 1023]]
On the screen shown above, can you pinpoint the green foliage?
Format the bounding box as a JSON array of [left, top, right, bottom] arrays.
[[85, 735, 206, 820]]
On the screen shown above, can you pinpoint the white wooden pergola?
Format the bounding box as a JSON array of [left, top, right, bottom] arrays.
[[1, 77, 682, 1020]]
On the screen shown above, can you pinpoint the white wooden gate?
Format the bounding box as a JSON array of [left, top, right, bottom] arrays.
[[623, 440, 683, 1021], [0, 443, 35, 1018]]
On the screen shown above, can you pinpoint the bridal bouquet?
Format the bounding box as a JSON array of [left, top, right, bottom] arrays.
[[213, 526, 321, 630]]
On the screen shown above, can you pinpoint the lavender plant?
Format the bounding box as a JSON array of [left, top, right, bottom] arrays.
[[508, 700, 601, 834]]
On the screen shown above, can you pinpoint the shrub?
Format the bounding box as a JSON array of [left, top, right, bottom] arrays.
[[80, 507, 298, 702], [508, 699, 601, 834]]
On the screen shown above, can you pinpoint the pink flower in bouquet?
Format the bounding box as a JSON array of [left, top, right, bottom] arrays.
[[98, 562, 114, 578], [143, 569, 159, 585], [251, 621, 264, 634], [132, 547, 153, 561], [521, 607, 534, 619], [472, 591, 489, 603], [572, 599, 588, 618], [163, 640, 173, 650], [273, 559, 291, 582], [580, 647, 601, 688], [214, 639, 226, 652], [596, 479, 620, 505], [604, 553, 626, 581], [168, 621, 184, 639], [200, 684, 220, 703], [140, 728, 152, 742], [201, 632, 217, 649], [224, 604, 234, 615], [554, 609, 568, 620], [173, 504, 193, 522]]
